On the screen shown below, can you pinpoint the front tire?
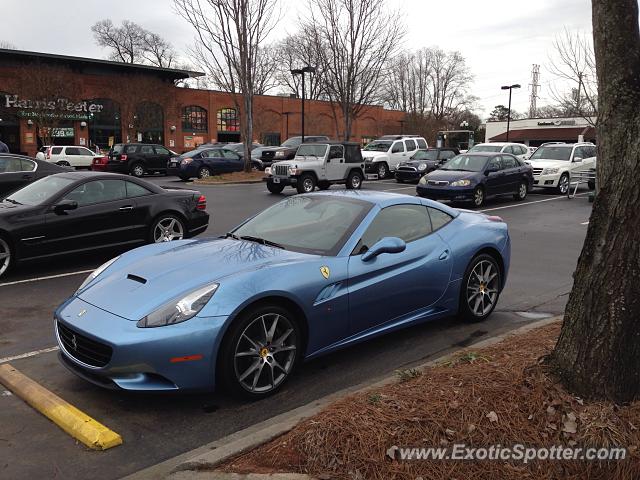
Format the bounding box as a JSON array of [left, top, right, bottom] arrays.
[[130, 163, 145, 178], [472, 186, 485, 207], [514, 180, 528, 201], [198, 167, 211, 179], [458, 254, 501, 322], [376, 162, 389, 179], [346, 170, 363, 190], [296, 174, 316, 194], [218, 304, 301, 399], [267, 181, 285, 194], [556, 172, 570, 195], [149, 214, 185, 243]]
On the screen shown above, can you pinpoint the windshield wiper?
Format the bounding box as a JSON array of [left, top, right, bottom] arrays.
[[224, 232, 240, 240], [239, 235, 285, 249]]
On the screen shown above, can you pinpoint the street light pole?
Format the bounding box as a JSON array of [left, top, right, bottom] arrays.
[[291, 66, 316, 143], [501, 84, 521, 142]]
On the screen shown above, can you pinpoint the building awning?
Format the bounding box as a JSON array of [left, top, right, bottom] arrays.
[[490, 126, 596, 142]]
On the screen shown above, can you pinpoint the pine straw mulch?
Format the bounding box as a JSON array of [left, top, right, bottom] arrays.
[[193, 170, 266, 184], [222, 322, 640, 479]]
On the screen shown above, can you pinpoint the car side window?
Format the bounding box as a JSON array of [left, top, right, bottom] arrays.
[[328, 145, 343, 159], [203, 149, 221, 158], [391, 142, 404, 153], [20, 159, 36, 172], [404, 139, 417, 151], [487, 157, 503, 171], [79, 148, 94, 156], [125, 145, 139, 154], [440, 150, 456, 160], [64, 180, 127, 207], [155, 147, 170, 155], [502, 156, 517, 169], [0, 157, 23, 173], [573, 147, 585, 160], [353, 204, 431, 255], [416, 139, 427, 149], [125, 181, 152, 198], [51, 147, 63, 155], [140, 145, 154, 155], [428, 207, 453, 231], [222, 150, 241, 159], [65, 147, 81, 155]]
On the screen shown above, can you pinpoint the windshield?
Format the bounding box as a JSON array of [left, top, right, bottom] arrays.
[[441, 155, 488, 172], [6, 175, 75, 206], [281, 137, 302, 148], [468, 144, 502, 153], [296, 145, 328, 158], [528, 146, 572, 161], [363, 141, 392, 152], [412, 150, 439, 161], [233, 196, 372, 256]]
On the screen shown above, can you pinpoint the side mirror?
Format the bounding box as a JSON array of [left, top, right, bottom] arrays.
[[53, 199, 78, 214], [361, 237, 406, 262], [573, 156, 583, 162]]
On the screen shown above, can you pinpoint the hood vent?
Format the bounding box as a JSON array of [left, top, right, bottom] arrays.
[[126, 274, 147, 284]]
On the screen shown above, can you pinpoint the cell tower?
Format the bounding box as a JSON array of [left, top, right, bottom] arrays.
[[529, 64, 540, 118]]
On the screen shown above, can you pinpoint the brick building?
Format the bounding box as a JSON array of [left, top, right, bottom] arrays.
[[0, 49, 405, 157]]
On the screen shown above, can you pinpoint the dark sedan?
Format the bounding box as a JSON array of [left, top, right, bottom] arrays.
[[0, 172, 209, 278], [416, 152, 533, 207], [167, 147, 244, 180], [395, 148, 460, 183], [0, 154, 71, 198]]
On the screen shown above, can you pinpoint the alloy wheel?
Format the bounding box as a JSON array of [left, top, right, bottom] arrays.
[[350, 174, 362, 189], [559, 174, 569, 194], [377, 163, 387, 179], [233, 313, 297, 394], [199, 167, 211, 179], [302, 177, 314, 192], [0, 238, 10, 277], [466, 260, 499, 317], [132, 165, 144, 177], [474, 187, 484, 206], [153, 217, 184, 242], [518, 182, 527, 199]]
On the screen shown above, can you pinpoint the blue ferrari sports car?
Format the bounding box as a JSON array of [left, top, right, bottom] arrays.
[[55, 191, 510, 399]]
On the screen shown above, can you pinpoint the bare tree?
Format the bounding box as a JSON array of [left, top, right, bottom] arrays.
[[0, 41, 17, 49], [273, 31, 326, 100], [92, 19, 176, 67], [304, 0, 404, 140], [547, 28, 598, 124], [550, 0, 640, 403], [428, 49, 475, 121], [174, 0, 279, 171]]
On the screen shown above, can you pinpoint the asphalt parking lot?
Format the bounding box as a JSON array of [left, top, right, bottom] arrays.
[[0, 177, 593, 479]]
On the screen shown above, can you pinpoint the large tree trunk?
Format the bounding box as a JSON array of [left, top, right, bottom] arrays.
[[550, 0, 640, 403]]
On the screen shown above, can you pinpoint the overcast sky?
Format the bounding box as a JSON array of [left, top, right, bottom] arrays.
[[1, 0, 593, 119]]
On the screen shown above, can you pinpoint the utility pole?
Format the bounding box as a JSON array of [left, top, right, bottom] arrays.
[[529, 64, 540, 118], [501, 84, 521, 142], [576, 72, 584, 115]]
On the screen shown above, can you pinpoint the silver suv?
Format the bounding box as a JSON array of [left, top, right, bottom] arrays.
[[264, 142, 365, 194]]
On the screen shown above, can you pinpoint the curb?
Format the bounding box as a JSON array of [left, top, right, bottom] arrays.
[[193, 179, 265, 186], [124, 314, 562, 480], [0, 363, 122, 450]]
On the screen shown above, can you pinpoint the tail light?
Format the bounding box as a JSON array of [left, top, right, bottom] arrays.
[[196, 195, 206, 211], [120, 154, 128, 162]]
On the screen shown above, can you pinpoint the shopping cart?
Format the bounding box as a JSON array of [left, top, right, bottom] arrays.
[[568, 168, 596, 200]]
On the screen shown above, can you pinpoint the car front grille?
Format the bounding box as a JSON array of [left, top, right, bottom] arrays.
[[274, 164, 289, 176], [398, 166, 418, 172], [261, 151, 275, 160], [57, 321, 112, 368], [427, 180, 450, 186], [533, 168, 544, 176]]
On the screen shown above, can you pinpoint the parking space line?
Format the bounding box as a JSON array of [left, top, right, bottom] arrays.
[[0, 269, 94, 288], [0, 363, 122, 450], [479, 193, 588, 212], [0, 346, 60, 365]]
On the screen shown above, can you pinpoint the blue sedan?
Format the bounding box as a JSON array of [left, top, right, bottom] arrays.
[[55, 191, 510, 399], [416, 152, 534, 207], [166, 147, 244, 180]]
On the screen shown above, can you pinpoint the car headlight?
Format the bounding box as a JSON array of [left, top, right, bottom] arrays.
[[77, 256, 120, 293], [136, 283, 219, 328], [417, 163, 427, 171], [542, 167, 559, 175], [288, 166, 301, 175], [450, 179, 472, 187], [275, 151, 285, 158], [364, 157, 372, 162], [181, 158, 193, 165], [265, 167, 272, 175], [419, 175, 427, 185]]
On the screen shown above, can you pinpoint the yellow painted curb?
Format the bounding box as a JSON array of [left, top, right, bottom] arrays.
[[0, 363, 122, 450]]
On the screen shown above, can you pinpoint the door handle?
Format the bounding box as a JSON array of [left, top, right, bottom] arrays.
[[22, 174, 32, 179], [119, 205, 133, 211], [439, 249, 450, 260]]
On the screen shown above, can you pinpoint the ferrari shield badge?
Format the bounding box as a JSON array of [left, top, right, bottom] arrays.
[[320, 266, 330, 279]]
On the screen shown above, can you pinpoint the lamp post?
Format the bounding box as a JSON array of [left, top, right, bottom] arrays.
[[500, 84, 521, 142], [291, 66, 316, 142]]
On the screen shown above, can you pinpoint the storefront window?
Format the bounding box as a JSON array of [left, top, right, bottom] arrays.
[[182, 105, 208, 133], [87, 98, 121, 150], [217, 108, 239, 132], [136, 102, 164, 144]]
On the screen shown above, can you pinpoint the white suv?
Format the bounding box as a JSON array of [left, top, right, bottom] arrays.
[[362, 135, 428, 179], [36, 145, 101, 169], [526, 143, 596, 194], [467, 142, 529, 161]]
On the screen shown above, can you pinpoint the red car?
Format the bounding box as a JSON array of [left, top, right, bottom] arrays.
[[90, 156, 109, 171]]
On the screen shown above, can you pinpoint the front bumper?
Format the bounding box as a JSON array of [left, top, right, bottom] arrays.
[[533, 173, 560, 187], [416, 184, 476, 201], [395, 170, 423, 182], [263, 175, 297, 186], [55, 297, 227, 391]]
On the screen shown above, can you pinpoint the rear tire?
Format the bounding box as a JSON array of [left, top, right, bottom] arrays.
[[296, 174, 316, 194], [0, 235, 13, 279], [458, 253, 501, 322], [130, 163, 145, 178], [346, 170, 363, 190], [513, 180, 528, 201], [218, 304, 301, 400], [267, 181, 285, 194], [149, 214, 186, 243], [198, 167, 211, 179], [376, 162, 389, 180], [556, 172, 570, 195]]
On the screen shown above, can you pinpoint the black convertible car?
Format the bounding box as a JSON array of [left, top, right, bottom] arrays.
[[0, 172, 209, 278], [0, 154, 71, 198]]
